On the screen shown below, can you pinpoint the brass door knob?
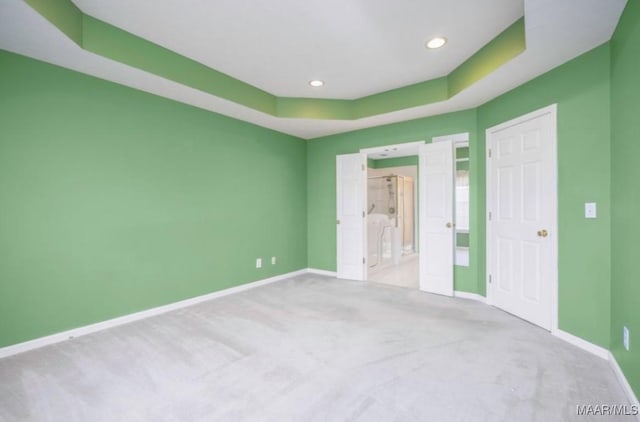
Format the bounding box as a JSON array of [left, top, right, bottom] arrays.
[[446, 222, 453, 228], [537, 229, 548, 237]]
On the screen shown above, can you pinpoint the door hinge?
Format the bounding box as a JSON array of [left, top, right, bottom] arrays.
[[363, 257, 366, 264], [488, 148, 492, 158], [362, 211, 365, 218], [489, 274, 492, 284], [362, 164, 365, 171], [488, 211, 492, 221]]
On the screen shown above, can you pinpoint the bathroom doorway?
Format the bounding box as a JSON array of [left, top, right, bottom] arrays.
[[366, 162, 418, 288], [337, 136, 466, 296]]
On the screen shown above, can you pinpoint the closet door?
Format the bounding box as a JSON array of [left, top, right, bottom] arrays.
[[486, 106, 557, 330]]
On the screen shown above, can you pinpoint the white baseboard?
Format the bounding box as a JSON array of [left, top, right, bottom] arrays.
[[307, 268, 337, 277], [552, 329, 609, 360], [609, 352, 640, 415], [454, 291, 486, 303], [0, 269, 307, 359], [541, 329, 640, 412]]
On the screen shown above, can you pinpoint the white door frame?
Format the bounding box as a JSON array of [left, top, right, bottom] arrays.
[[485, 104, 558, 332]]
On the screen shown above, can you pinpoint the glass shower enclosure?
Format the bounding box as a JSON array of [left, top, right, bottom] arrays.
[[367, 175, 415, 269]]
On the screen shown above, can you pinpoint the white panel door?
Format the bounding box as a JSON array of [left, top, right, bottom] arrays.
[[419, 141, 454, 296], [487, 106, 557, 330], [336, 153, 366, 280]]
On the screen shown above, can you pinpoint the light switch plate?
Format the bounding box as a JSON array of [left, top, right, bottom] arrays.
[[585, 202, 597, 219]]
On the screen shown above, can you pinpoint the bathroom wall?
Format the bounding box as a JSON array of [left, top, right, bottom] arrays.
[[370, 156, 418, 169], [368, 166, 417, 179]]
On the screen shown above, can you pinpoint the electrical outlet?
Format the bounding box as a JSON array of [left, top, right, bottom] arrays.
[[623, 326, 630, 351], [256, 258, 262, 268], [271, 256, 276, 265]]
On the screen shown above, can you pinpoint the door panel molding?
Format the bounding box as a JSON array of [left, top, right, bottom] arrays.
[[336, 153, 367, 280], [486, 104, 558, 332], [419, 141, 454, 296]]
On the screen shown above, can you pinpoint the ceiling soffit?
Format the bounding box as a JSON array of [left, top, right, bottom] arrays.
[[23, 0, 525, 121]]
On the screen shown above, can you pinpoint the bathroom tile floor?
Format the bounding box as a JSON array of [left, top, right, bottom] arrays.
[[368, 253, 419, 289]]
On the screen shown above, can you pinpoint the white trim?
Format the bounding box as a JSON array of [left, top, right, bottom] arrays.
[[485, 104, 559, 332], [609, 352, 640, 415], [0, 269, 307, 359], [552, 329, 609, 360], [485, 105, 557, 132], [307, 268, 337, 277], [453, 291, 486, 303], [550, 328, 640, 411], [360, 140, 425, 156], [432, 132, 469, 144]]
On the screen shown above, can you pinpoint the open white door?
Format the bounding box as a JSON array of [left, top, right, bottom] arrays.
[[419, 141, 454, 295], [336, 153, 366, 280]]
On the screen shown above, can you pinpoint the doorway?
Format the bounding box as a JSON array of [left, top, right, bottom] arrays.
[[366, 161, 418, 288], [336, 138, 465, 296], [486, 104, 558, 331]]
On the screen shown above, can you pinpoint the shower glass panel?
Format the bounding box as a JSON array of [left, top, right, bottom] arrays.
[[367, 175, 415, 268], [402, 177, 415, 253]]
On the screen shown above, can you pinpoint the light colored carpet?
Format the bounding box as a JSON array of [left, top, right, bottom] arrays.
[[0, 274, 630, 421]]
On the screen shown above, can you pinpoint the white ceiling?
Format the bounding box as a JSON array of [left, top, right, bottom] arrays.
[[70, 0, 523, 99], [0, 0, 627, 139]]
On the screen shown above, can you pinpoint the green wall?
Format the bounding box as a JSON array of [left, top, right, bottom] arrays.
[[371, 156, 418, 169], [611, 0, 640, 397], [307, 110, 480, 293], [0, 50, 307, 348], [478, 44, 612, 348]]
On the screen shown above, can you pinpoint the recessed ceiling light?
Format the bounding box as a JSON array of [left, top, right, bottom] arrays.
[[309, 80, 324, 87], [426, 37, 447, 49]]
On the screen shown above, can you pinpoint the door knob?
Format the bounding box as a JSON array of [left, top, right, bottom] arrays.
[[446, 222, 454, 228], [537, 229, 548, 237]]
